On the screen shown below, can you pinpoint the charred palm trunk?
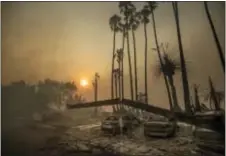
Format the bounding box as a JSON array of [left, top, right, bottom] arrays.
[[172, 2, 192, 114], [152, 12, 173, 111], [121, 29, 125, 110], [118, 61, 122, 111], [194, 85, 201, 112], [126, 30, 134, 101], [114, 73, 118, 98], [113, 72, 118, 112], [144, 22, 148, 104], [204, 2, 225, 73], [132, 29, 138, 101], [168, 75, 181, 112], [111, 31, 116, 99], [93, 79, 98, 114], [208, 77, 220, 110], [117, 71, 121, 111]]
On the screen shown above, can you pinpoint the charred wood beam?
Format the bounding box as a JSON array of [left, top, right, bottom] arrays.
[[122, 99, 195, 123], [67, 98, 224, 133], [67, 98, 120, 109], [122, 99, 171, 117], [67, 98, 193, 121]]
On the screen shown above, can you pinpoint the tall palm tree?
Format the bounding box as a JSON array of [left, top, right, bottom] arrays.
[[147, 2, 174, 110], [93, 72, 100, 114], [129, 8, 140, 101], [113, 69, 119, 98], [138, 5, 151, 103], [172, 2, 192, 114], [155, 52, 182, 112], [109, 15, 121, 100], [153, 47, 174, 111], [113, 68, 120, 111], [116, 48, 123, 110], [204, 2, 225, 73], [119, 2, 135, 101], [118, 22, 125, 101]]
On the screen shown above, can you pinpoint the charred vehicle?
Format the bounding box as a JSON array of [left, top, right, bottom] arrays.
[[192, 111, 225, 156], [144, 116, 177, 138], [101, 115, 140, 135]]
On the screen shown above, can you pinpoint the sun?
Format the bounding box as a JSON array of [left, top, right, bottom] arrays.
[[80, 79, 88, 87]]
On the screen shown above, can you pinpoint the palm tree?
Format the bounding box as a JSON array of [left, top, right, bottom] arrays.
[[109, 14, 121, 100], [204, 77, 223, 110], [113, 69, 119, 98], [215, 91, 224, 109], [118, 22, 125, 100], [113, 68, 120, 111], [155, 52, 182, 112], [116, 48, 123, 110], [138, 5, 151, 103], [204, 2, 225, 73], [153, 44, 173, 111], [147, 2, 174, 111], [129, 9, 140, 101], [172, 2, 192, 114], [193, 84, 201, 112], [119, 2, 135, 101], [93, 72, 100, 114]]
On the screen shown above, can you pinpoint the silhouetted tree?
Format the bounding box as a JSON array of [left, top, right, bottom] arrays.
[[113, 68, 120, 111], [153, 44, 173, 111], [155, 51, 182, 112], [147, 2, 173, 111], [93, 73, 100, 114], [119, 1, 135, 101], [138, 5, 151, 103], [109, 14, 121, 99], [204, 77, 224, 110], [172, 2, 192, 114], [129, 5, 140, 101], [116, 48, 124, 110], [193, 84, 201, 112], [204, 2, 225, 73]]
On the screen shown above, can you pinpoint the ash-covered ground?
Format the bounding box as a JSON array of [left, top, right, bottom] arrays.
[[2, 111, 196, 156]]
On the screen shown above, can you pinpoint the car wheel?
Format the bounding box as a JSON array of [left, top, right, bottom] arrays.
[[123, 127, 128, 134], [144, 130, 148, 137], [112, 128, 116, 136]]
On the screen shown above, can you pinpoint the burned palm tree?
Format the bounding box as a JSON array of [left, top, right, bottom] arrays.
[[193, 84, 201, 112], [109, 14, 121, 100], [148, 1, 174, 111], [116, 48, 123, 110], [154, 50, 182, 113], [119, 2, 135, 101], [129, 8, 140, 101], [112, 68, 121, 112], [204, 2, 225, 73], [113, 68, 120, 99], [93, 72, 100, 114], [113, 68, 120, 111], [204, 77, 224, 110], [138, 5, 151, 103], [172, 2, 192, 114]]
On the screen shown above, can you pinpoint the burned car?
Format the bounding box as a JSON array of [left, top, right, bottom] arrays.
[[144, 116, 177, 138], [192, 111, 225, 156], [101, 114, 140, 135]]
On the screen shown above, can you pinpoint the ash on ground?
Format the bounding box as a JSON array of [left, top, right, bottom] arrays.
[[37, 123, 195, 156]]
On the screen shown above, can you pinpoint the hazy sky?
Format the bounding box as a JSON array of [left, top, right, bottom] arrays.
[[2, 2, 225, 108]]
